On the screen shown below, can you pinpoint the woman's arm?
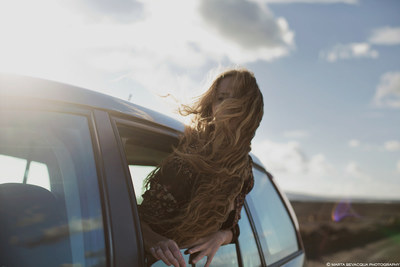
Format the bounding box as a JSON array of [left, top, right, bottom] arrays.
[[141, 220, 186, 267]]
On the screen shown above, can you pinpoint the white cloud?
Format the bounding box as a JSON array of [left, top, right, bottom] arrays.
[[252, 140, 399, 200], [309, 154, 333, 175], [348, 139, 360, 148], [369, 27, 400, 46], [251, 0, 358, 4], [70, 0, 145, 23], [253, 140, 307, 173], [347, 139, 400, 152], [345, 161, 371, 181], [252, 139, 333, 175], [320, 26, 399, 65], [199, 0, 294, 49], [384, 140, 400, 152], [283, 130, 309, 139], [397, 160, 400, 173], [373, 71, 400, 109], [320, 42, 379, 62], [0, 0, 295, 109], [320, 26, 399, 64]]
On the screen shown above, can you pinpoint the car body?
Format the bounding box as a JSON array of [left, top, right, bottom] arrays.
[[0, 74, 305, 267]]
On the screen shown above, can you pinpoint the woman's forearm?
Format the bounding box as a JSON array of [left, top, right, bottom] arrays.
[[219, 229, 233, 245], [140, 220, 186, 267], [140, 220, 168, 251]]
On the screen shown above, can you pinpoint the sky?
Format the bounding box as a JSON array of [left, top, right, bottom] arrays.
[[1, 0, 399, 200]]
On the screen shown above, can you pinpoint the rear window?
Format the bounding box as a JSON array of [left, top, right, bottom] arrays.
[[246, 168, 299, 264], [0, 110, 106, 267]]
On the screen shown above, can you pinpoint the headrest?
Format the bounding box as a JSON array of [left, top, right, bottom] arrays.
[[0, 183, 71, 266]]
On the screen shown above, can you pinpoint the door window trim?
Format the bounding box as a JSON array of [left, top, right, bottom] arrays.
[[109, 115, 181, 265], [111, 116, 182, 139], [243, 201, 268, 267]]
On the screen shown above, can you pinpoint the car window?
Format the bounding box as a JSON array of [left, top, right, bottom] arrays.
[[116, 123, 177, 203], [117, 123, 241, 267], [246, 168, 298, 265], [128, 165, 158, 205], [150, 244, 237, 267], [128, 165, 239, 267], [194, 243, 238, 267], [238, 207, 262, 267], [0, 110, 106, 267]]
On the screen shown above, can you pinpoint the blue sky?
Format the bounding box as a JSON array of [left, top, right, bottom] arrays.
[[1, 0, 399, 200]]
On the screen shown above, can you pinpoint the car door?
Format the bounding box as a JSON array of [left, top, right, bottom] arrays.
[[0, 98, 108, 267]]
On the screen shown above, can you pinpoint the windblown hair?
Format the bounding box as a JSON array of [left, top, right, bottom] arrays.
[[146, 68, 264, 247]]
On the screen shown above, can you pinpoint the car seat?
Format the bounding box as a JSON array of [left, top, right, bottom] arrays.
[[0, 183, 72, 267]]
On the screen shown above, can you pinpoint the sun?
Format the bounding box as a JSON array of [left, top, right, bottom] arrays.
[[0, 0, 81, 79]]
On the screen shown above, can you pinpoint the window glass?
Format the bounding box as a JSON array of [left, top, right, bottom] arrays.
[[247, 168, 298, 264], [151, 245, 237, 267], [151, 250, 190, 267], [194, 243, 238, 267], [238, 207, 262, 267], [0, 154, 28, 183], [129, 165, 157, 205], [0, 156, 51, 190], [0, 110, 106, 267]]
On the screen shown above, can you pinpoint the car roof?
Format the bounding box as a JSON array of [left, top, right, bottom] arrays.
[[0, 73, 265, 168], [0, 73, 184, 132]]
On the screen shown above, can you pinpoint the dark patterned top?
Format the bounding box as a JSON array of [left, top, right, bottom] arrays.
[[138, 156, 254, 245]]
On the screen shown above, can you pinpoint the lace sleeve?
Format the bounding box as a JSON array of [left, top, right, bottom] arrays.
[[138, 177, 179, 224], [138, 158, 193, 224]]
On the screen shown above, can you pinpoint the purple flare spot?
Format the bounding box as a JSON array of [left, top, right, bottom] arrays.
[[331, 199, 360, 222]]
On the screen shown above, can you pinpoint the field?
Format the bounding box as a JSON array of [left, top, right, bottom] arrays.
[[289, 200, 400, 266]]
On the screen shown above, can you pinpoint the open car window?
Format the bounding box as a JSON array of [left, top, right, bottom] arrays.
[[116, 123, 177, 204], [116, 122, 242, 266]]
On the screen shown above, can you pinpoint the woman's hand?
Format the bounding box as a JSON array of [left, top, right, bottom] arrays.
[[141, 221, 186, 267], [149, 239, 186, 267], [185, 229, 233, 267]]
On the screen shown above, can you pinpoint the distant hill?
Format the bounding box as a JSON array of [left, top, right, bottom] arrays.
[[285, 191, 400, 204], [288, 196, 400, 262]]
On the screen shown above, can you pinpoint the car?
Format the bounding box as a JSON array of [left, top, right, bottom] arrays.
[[0, 74, 305, 267]]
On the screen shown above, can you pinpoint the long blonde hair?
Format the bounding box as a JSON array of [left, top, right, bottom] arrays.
[[146, 68, 264, 246]]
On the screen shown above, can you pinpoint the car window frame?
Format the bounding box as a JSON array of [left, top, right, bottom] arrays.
[[109, 115, 246, 267], [0, 96, 115, 266], [241, 201, 267, 266], [245, 163, 305, 267], [108, 113, 306, 267], [108, 115, 182, 265]]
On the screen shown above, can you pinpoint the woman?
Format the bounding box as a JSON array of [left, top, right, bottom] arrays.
[[139, 68, 264, 267]]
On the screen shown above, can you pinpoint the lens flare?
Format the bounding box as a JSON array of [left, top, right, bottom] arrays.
[[331, 199, 360, 222]]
